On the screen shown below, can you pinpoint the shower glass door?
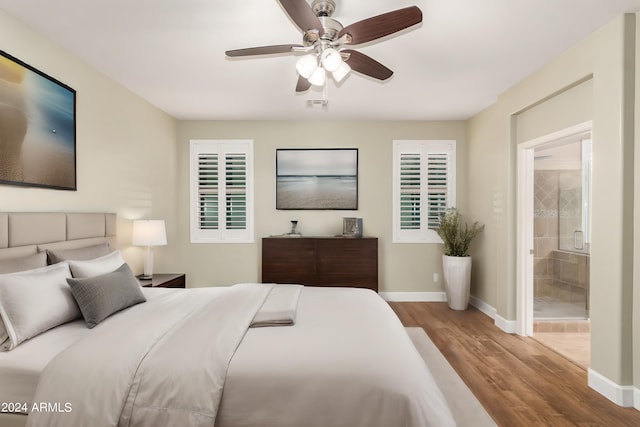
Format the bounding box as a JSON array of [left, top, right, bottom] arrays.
[[558, 139, 591, 254]]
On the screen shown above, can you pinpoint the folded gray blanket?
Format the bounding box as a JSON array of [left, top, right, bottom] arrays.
[[250, 284, 303, 327]]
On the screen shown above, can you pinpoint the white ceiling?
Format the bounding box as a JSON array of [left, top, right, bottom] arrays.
[[2, 0, 640, 121]]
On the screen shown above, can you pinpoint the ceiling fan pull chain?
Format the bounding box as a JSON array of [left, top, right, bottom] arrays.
[[322, 80, 328, 106]]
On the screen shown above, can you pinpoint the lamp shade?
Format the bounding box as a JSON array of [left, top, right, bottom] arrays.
[[332, 61, 351, 82], [308, 67, 326, 86], [296, 54, 318, 79], [132, 220, 167, 246], [321, 48, 342, 72]]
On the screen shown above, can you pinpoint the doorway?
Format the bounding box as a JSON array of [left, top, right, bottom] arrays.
[[517, 122, 592, 368]]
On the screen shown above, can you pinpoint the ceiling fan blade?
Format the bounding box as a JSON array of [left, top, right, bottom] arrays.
[[296, 76, 312, 92], [343, 50, 393, 80], [277, 0, 325, 36], [338, 6, 422, 45], [226, 44, 304, 57]]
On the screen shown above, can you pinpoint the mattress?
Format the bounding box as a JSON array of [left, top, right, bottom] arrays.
[[0, 320, 88, 408]]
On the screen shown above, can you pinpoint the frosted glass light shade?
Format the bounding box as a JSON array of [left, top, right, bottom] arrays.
[[296, 54, 318, 79], [332, 61, 351, 82], [132, 220, 167, 247], [308, 67, 326, 86], [321, 48, 342, 72]]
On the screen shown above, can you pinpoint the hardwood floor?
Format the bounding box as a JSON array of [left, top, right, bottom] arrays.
[[390, 302, 640, 427]]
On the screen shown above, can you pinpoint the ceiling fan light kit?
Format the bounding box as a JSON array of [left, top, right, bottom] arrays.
[[308, 66, 326, 86], [296, 54, 318, 79], [332, 61, 351, 82], [225, 0, 423, 102], [320, 47, 342, 72]]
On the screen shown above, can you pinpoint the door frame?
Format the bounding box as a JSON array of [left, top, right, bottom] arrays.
[[516, 121, 592, 336]]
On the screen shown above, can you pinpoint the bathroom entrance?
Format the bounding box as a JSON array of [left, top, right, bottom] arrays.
[[517, 122, 592, 369], [533, 134, 591, 321]]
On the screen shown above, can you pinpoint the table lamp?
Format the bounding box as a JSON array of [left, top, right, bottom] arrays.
[[132, 219, 167, 279]]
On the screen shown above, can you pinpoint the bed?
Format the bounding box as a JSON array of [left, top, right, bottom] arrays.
[[0, 212, 455, 427]]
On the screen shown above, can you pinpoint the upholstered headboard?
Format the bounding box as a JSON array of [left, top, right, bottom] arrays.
[[0, 213, 116, 260]]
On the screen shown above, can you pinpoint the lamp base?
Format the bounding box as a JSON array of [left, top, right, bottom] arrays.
[[142, 246, 154, 281], [138, 274, 153, 280]]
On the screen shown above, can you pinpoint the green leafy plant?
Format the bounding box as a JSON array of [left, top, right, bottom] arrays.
[[436, 208, 485, 257]]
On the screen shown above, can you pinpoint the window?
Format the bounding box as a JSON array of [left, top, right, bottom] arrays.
[[392, 140, 456, 243], [190, 139, 254, 243]]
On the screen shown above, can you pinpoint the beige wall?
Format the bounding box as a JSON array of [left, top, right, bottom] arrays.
[[634, 12, 640, 405], [176, 120, 467, 292], [0, 10, 179, 272], [515, 78, 593, 144], [468, 14, 638, 395]]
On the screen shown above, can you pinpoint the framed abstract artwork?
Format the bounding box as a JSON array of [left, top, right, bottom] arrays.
[[0, 50, 76, 190], [276, 148, 358, 210]]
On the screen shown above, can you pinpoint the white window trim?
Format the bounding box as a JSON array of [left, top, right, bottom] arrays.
[[392, 140, 456, 243], [189, 139, 254, 244]]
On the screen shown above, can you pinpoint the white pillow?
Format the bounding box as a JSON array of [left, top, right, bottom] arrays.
[[67, 250, 125, 278], [0, 263, 80, 351], [0, 252, 50, 349]]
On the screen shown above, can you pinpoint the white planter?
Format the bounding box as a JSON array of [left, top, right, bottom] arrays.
[[442, 255, 472, 310]]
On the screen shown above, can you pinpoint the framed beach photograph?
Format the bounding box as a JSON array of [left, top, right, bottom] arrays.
[[0, 50, 76, 190], [276, 148, 358, 210]]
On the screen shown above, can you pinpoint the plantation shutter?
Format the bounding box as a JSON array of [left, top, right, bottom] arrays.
[[190, 140, 254, 243], [426, 152, 449, 229], [197, 152, 219, 230], [399, 153, 422, 230], [224, 152, 247, 230], [393, 140, 456, 243]]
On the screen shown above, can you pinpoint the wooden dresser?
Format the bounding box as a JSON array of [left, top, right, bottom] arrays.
[[261, 237, 378, 292]]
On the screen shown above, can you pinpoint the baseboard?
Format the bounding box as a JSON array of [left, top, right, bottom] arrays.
[[384, 293, 519, 333], [587, 369, 635, 407], [468, 296, 517, 334], [635, 387, 640, 411], [494, 314, 518, 334], [468, 295, 496, 318], [379, 292, 446, 302]]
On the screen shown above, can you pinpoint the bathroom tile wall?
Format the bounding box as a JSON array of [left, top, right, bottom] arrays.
[[534, 170, 559, 297]]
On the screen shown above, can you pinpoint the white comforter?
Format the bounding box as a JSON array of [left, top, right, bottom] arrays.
[[26, 285, 455, 427]]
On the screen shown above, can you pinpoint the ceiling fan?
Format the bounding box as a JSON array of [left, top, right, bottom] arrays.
[[225, 0, 423, 93]]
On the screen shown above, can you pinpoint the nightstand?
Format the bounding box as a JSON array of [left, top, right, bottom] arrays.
[[138, 273, 186, 288]]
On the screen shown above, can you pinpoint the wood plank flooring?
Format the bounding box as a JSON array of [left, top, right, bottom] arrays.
[[389, 302, 640, 427]]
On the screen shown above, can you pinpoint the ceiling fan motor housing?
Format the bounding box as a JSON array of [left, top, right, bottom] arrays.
[[319, 17, 343, 41], [303, 16, 342, 45]]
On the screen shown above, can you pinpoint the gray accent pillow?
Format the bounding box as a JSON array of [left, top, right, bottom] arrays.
[[67, 263, 146, 329], [46, 243, 110, 264]]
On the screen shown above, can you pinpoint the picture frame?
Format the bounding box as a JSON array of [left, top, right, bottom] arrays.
[[0, 50, 77, 191], [276, 148, 358, 210], [342, 217, 363, 237]]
